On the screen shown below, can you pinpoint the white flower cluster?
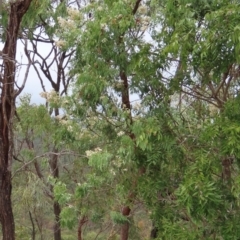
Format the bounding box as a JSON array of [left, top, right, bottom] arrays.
[[101, 38, 107, 43], [136, 4, 151, 32], [117, 131, 124, 137], [61, 98, 69, 105], [100, 23, 109, 32], [57, 17, 66, 27], [132, 102, 141, 111], [112, 156, 124, 168], [55, 40, 66, 48], [86, 147, 102, 157], [55, 115, 74, 132], [87, 116, 99, 126], [39, 90, 60, 104], [100, 23, 106, 29], [117, 14, 123, 19], [75, 129, 93, 141], [138, 5, 148, 14], [97, 6, 103, 11], [67, 7, 80, 20], [140, 16, 151, 31], [59, 17, 75, 29], [110, 168, 116, 176]]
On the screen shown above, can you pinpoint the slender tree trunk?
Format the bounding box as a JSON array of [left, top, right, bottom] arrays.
[[119, 70, 133, 240], [120, 206, 131, 240], [77, 216, 87, 240], [150, 222, 158, 239], [50, 150, 61, 240], [50, 108, 62, 240], [0, 1, 32, 239], [53, 201, 61, 240], [29, 211, 36, 240], [33, 208, 44, 240]]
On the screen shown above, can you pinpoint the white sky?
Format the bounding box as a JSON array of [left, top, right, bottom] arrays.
[[0, 40, 56, 105]]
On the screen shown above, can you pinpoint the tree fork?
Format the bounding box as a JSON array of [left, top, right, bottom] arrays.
[[0, 0, 32, 239]]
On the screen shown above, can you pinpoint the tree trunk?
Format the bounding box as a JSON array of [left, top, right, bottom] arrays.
[[53, 201, 61, 240], [150, 222, 158, 239], [119, 69, 132, 240], [50, 148, 61, 240], [120, 206, 131, 240], [0, 169, 15, 240], [77, 216, 87, 240], [0, 1, 32, 239], [29, 211, 36, 240], [117, 2, 142, 238]]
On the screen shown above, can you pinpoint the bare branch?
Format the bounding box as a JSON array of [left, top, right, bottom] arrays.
[[14, 39, 31, 97], [12, 150, 85, 178]]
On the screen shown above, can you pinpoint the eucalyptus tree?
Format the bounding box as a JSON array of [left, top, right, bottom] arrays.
[[5, 0, 240, 239], [0, 0, 33, 239], [0, 0, 80, 239]]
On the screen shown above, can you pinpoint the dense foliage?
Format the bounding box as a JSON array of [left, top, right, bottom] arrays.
[[2, 0, 240, 239]]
